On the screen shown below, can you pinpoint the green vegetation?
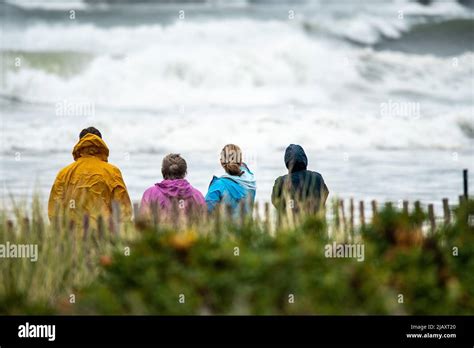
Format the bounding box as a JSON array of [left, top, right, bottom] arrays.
[[0, 199, 473, 315]]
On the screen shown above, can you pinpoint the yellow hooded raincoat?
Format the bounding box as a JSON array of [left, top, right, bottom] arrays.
[[48, 134, 132, 224]]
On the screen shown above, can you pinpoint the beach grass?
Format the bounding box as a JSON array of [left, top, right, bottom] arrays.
[[0, 198, 473, 315]]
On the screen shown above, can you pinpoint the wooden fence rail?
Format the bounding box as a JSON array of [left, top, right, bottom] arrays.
[[3, 195, 470, 239], [3, 168, 470, 238]]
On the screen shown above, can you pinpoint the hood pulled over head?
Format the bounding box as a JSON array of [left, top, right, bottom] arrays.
[[284, 144, 307, 173], [72, 133, 109, 162]]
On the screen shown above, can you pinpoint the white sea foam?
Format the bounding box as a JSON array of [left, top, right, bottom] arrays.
[[1, 4, 472, 155], [5, 0, 88, 11], [1, 0, 473, 204], [3, 20, 472, 105]]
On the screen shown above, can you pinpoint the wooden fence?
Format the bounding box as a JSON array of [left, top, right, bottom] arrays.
[[4, 170, 470, 237]]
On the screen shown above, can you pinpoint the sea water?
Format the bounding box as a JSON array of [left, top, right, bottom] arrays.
[[1, 0, 473, 211]]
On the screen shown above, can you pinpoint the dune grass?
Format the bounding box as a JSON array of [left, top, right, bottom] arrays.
[[0, 198, 473, 315]]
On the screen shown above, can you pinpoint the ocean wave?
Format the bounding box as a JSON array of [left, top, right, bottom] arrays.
[[5, 0, 89, 11], [301, 0, 470, 45], [3, 0, 471, 50], [2, 18, 472, 108], [0, 19, 351, 106], [2, 50, 95, 77], [1, 98, 472, 157], [1, 1, 472, 154]]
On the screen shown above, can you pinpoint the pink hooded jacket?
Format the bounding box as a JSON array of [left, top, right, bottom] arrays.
[[140, 179, 205, 217]]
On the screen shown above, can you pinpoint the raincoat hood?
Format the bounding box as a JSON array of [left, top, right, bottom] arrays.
[[205, 163, 256, 215], [49, 133, 131, 224], [154, 179, 196, 199], [221, 163, 256, 191], [140, 179, 206, 216], [72, 134, 109, 162], [284, 144, 307, 173]]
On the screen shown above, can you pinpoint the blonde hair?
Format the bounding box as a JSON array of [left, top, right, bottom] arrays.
[[220, 144, 243, 176]]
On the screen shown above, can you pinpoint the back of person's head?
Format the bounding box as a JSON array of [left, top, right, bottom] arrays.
[[79, 127, 102, 139], [220, 144, 243, 176], [162, 154, 187, 180], [285, 144, 308, 173]]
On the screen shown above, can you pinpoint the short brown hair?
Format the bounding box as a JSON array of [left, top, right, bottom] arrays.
[[79, 127, 102, 139], [220, 144, 243, 176], [162, 154, 187, 180]]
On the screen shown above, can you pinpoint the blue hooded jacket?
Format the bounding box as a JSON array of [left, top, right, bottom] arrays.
[[205, 163, 256, 216]]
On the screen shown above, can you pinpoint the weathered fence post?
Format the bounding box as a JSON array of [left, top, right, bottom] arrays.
[[214, 204, 222, 237], [133, 202, 139, 225], [285, 199, 295, 230], [334, 199, 340, 230], [6, 220, 14, 235], [83, 214, 89, 241], [428, 204, 436, 232], [371, 200, 378, 222], [253, 201, 260, 223], [23, 217, 30, 234], [403, 201, 409, 214], [339, 200, 346, 239], [225, 204, 233, 226], [414, 201, 421, 212], [151, 202, 159, 230], [201, 207, 208, 225], [264, 202, 271, 233], [170, 200, 180, 230], [275, 208, 282, 232], [463, 169, 468, 199], [442, 198, 450, 225], [96, 215, 104, 240], [111, 201, 121, 236], [239, 200, 246, 227], [67, 217, 76, 256], [359, 201, 365, 228], [348, 198, 354, 241], [178, 200, 187, 230], [68, 219, 75, 235], [53, 202, 60, 232]]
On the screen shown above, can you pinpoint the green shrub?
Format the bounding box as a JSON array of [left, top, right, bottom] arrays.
[[0, 198, 473, 315]]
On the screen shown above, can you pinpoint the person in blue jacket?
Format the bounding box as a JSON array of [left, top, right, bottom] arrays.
[[205, 144, 256, 217]]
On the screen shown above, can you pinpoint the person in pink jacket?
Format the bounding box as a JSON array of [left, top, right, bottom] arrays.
[[140, 153, 205, 220]]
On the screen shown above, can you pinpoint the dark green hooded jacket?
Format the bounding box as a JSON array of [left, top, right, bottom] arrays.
[[271, 144, 329, 214]]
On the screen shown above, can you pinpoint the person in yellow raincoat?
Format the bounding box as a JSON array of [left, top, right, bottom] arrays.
[[48, 127, 132, 225]]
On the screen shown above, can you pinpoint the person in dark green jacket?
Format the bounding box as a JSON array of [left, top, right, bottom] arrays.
[[271, 144, 329, 215]]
